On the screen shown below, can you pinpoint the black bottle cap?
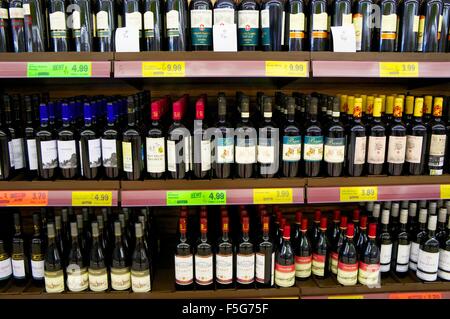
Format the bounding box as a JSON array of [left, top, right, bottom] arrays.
[[240, 96, 250, 113], [263, 96, 272, 113], [332, 97, 340, 113], [218, 96, 227, 116], [287, 97, 295, 115]]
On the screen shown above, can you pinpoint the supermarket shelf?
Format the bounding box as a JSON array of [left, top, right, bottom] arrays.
[[311, 52, 450, 78], [114, 52, 310, 78], [121, 179, 305, 206], [0, 52, 113, 78], [306, 175, 450, 203]]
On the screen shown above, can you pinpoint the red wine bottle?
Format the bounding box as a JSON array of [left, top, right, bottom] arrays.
[[215, 216, 234, 289], [213, 95, 234, 179], [122, 97, 144, 180], [0, 0, 11, 52], [356, 215, 368, 260], [258, 96, 278, 178], [281, 97, 301, 177], [9, 0, 26, 52], [324, 98, 345, 176], [275, 225, 295, 287], [195, 218, 214, 290], [261, 0, 284, 51], [36, 103, 58, 180], [286, 0, 306, 51], [358, 223, 380, 286], [328, 210, 341, 246], [309, 0, 329, 51], [95, 0, 116, 52], [295, 218, 312, 280], [57, 103, 79, 179], [427, 97, 446, 175], [398, 0, 420, 52], [438, 0, 450, 51], [236, 216, 255, 288], [347, 98, 367, 176], [417, 0, 444, 52], [310, 210, 321, 246], [235, 95, 256, 178], [406, 97, 428, 175], [379, 209, 393, 277], [367, 98, 386, 175], [376, 0, 398, 52], [437, 216, 450, 280], [292, 211, 302, 247], [353, 209, 361, 240], [353, 0, 374, 51], [303, 97, 323, 177], [330, 215, 347, 275], [436, 207, 448, 244], [192, 97, 211, 179], [409, 208, 428, 271], [167, 99, 189, 179], [312, 217, 329, 279], [337, 223, 358, 286], [387, 97, 407, 175], [392, 208, 410, 277], [79, 102, 101, 180], [256, 216, 274, 287], [102, 102, 121, 179], [417, 214, 439, 281], [146, 100, 166, 179], [175, 218, 194, 290]]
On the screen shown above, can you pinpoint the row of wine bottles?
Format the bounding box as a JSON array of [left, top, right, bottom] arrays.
[[0, 0, 449, 53], [0, 207, 158, 293], [1, 91, 450, 180]]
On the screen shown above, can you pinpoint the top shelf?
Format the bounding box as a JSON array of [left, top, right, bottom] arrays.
[[0, 52, 449, 79]]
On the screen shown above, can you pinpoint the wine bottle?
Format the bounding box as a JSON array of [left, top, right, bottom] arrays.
[[312, 217, 329, 279], [0, 105, 12, 180], [47, 0, 69, 51], [79, 102, 101, 179], [406, 97, 428, 175], [352, 209, 361, 240], [303, 97, 323, 176], [131, 223, 151, 292], [286, 0, 306, 51], [235, 96, 256, 178], [398, 0, 420, 51], [346, 97, 366, 176], [310, 210, 321, 247], [9, 95, 25, 175], [427, 97, 446, 175], [236, 216, 254, 288], [387, 97, 407, 175], [213, 0, 236, 31], [192, 97, 211, 179], [408, 201, 418, 233], [215, 216, 234, 289], [95, 0, 116, 51], [257, 96, 278, 178], [275, 225, 295, 287], [409, 208, 428, 271], [353, 0, 374, 51], [102, 102, 121, 179], [0, 0, 11, 52], [69, 0, 94, 51], [256, 216, 274, 287], [44, 223, 65, 293], [324, 97, 345, 176], [331, 0, 352, 50], [337, 223, 358, 286], [367, 98, 386, 175], [111, 221, 131, 291], [417, 215, 440, 281], [53, 216, 66, 264], [237, 0, 259, 51], [309, 0, 328, 51], [330, 215, 347, 275], [281, 97, 301, 177], [175, 218, 194, 290], [57, 103, 79, 179], [379, 209, 393, 277], [143, 0, 162, 50], [66, 222, 88, 292], [328, 210, 341, 248], [23, 96, 38, 179], [11, 213, 28, 286], [356, 215, 368, 260], [189, 0, 212, 50], [438, 0, 450, 52], [9, 0, 26, 52], [165, 0, 188, 51], [295, 218, 312, 280], [376, 0, 398, 52], [212, 95, 234, 179], [404, 95, 415, 128], [438, 216, 450, 280], [30, 213, 45, 286], [418, 0, 444, 52], [195, 218, 214, 290], [36, 103, 58, 180], [124, 0, 143, 49], [436, 207, 448, 244], [358, 223, 380, 286], [88, 222, 108, 292], [122, 97, 144, 180], [23, 0, 46, 51], [423, 95, 433, 124], [167, 100, 189, 179], [146, 100, 165, 179], [391, 208, 411, 277], [261, 0, 285, 51]]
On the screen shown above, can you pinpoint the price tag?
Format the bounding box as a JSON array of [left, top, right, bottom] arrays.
[[389, 292, 442, 299], [265, 61, 308, 77], [440, 184, 450, 199], [27, 62, 92, 77], [340, 186, 378, 202], [72, 191, 113, 206], [142, 61, 186, 77], [379, 62, 419, 77], [328, 295, 364, 299], [166, 190, 226, 206], [253, 188, 293, 204], [0, 191, 48, 206]]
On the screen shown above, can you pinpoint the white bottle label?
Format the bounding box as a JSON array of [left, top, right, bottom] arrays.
[[57, 140, 77, 169], [417, 249, 439, 281], [413, 15, 420, 32], [167, 140, 176, 172], [0, 8, 9, 19], [122, 141, 133, 172], [175, 254, 194, 285], [282, 136, 301, 161], [101, 139, 118, 168], [216, 137, 234, 163], [9, 7, 24, 19], [380, 243, 393, 272], [26, 139, 38, 170], [289, 13, 305, 31], [125, 11, 142, 30], [438, 249, 450, 280], [12, 259, 25, 278], [88, 139, 101, 168], [88, 269, 108, 292], [381, 13, 397, 32], [0, 258, 12, 279], [255, 253, 266, 283], [275, 263, 295, 287], [337, 262, 358, 286], [131, 270, 151, 292], [324, 137, 345, 163], [358, 262, 380, 286], [214, 8, 234, 25], [190, 9, 212, 28], [353, 136, 367, 164], [44, 270, 65, 293], [236, 254, 255, 284], [303, 136, 324, 161], [406, 135, 423, 163], [409, 241, 420, 270], [144, 11, 154, 31], [12, 138, 24, 169], [215, 254, 233, 285], [313, 12, 328, 31], [396, 243, 411, 272], [166, 10, 179, 30], [261, 9, 269, 28], [96, 10, 109, 30], [238, 10, 259, 29], [31, 260, 45, 279], [367, 136, 386, 164], [8, 141, 14, 168], [195, 255, 213, 285], [71, 10, 80, 30], [40, 140, 58, 169], [111, 267, 131, 290], [312, 254, 326, 276], [235, 145, 256, 164], [66, 268, 89, 292], [429, 134, 446, 156], [342, 13, 353, 26], [387, 136, 407, 164], [295, 255, 312, 278], [49, 11, 66, 30], [353, 15, 363, 50], [200, 140, 211, 171], [146, 137, 165, 173], [257, 145, 275, 164]]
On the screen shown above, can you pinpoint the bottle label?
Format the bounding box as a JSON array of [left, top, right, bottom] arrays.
[[175, 254, 194, 285], [257, 144, 275, 164], [57, 140, 77, 169], [167, 140, 176, 172], [417, 249, 439, 281], [313, 12, 327, 31], [111, 267, 131, 290], [195, 254, 213, 285], [303, 136, 324, 161], [88, 268, 108, 291], [236, 253, 255, 284], [40, 140, 58, 169], [45, 270, 65, 293], [125, 11, 142, 30], [396, 243, 411, 272], [86, 139, 101, 168], [353, 136, 367, 165], [324, 137, 345, 163], [144, 11, 155, 37], [146, 137, 165, 173], [342, 13, 353, 26], [190, 9, 212, 46], [409, 241, 419, 270], [275, 263, 295, 287], [428, 134, 446, 174], [337, 262, 358, 286], [295, 255, 312, 278], [312, 253, 325, 276], [101, 139, 118, 168], [261, 9, 270, 45], [166, 10, 179, 36], [413, 15, 419, 33], [289, 13, 306, 38], [214, 8, 234, 25], [438, 249, 450, 280], [0, 258, 12, 280], [0, 8, 8, 19], [216, 137, 234, 163], [31, 259, 44, 279], [255, 252, 267, 283], [122, 141, 133, 172], [8, 141, 14, 168], [381, 14, 397, 38], [26, 139, 38, 170], [238, 10, 259, 46], [387, 136, 407, 164], [406, 135, 423, 163], [50, 11, 66, 32], [330, 251, 339, 274], [215, 253, 233, 285], [186, 136, 192, 172], [235, 138, 257, 164], [12, 258, 25, 278], [380, 243, 393, 272], [282, 136, 301, 162], [417, 16, 425, 51], [131, 269, 151, 292], [367, 136, 386, 164], [358, 262, 380, 286], [200, 140, 211, 171], [66, 267, 89, 292], [353, 13, 363, 50], [12, 138, 24, 169], [96, 11, 109, 31], [9, 7, 24, 19]]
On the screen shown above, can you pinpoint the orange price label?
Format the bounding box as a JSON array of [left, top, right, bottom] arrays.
[[0, 191, 48, 206], [389, 292, 443, 299]]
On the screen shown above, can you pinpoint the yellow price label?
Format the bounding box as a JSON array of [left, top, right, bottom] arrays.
[[379, 62, 419, 77], [72, 191, 113, 206], [328, 295, 364, 299], [142, 61, 185, 77], [340, 186, 378, 202], [253, 188, 293, 204], [440, 185, 450, 199], [265, 61, 308, 77]]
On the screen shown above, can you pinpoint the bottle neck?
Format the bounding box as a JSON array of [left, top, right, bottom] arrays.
[[180, 231, 187, 242], [201, 231, 207, 242], [222, 230, 229, 241]]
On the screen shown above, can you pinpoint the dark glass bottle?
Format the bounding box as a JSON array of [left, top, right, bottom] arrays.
[[146, 100, 165, 179], [311, 210, 321, 247], [237, 0, 259, 50], [102, 102, 121, 179], [331, 0, 352, 50], [143, 0, 162, 50], [409, 208, 428, 271], [358, 223, 380, 286], [398, 0, 420, 51], [95, 0, 116, 51], [111, 221, 131, 291], [376, 0, 398, 52], [281, 97, 301, 177], [192, 97, 211, 179], [418, 0, 444, 52], [303, 97, 323, 177], [47, 0, 69, 51], [0, 105, 13, 180], [213, 0, 236, 39], [324, 97, 345, 176], [0, 236, 12, 287], [330, 215, 346, 275], [0, 0, 11, 52], [406, 97, 428, 175], [9, 0, 26, 52], [236, 216, 255, 288], [391, 209, 411, 278], [309, 0, 329, 51], [336, 223, 357, 286], [437, 216, 450, 280], [312, 217, 329, 279], [407, 201, 418, 234], [352, 0, 374, 51], [11, 213, 28, 286], [215, 216, 234, 289], [417, 215, 440, 281], [66, 222, 88, 292], [295, 218, 312, 280], [257, 96, 278, 178], [189, 0, 212, 50], [70, 0, 94, 51], [328, 210, 340, 248], [379, 209, 393, 277], [23, 0, 46, 51], [436, 207, 448, 245], [44, 223, 65, 293], [7, 95, 25, 175], [213, 95, 234, 179], [122, 97, 144, 180], [275, 225, 295, 287], [438, 0, 450, 52], [36, 104, 58, 180], [356, 215, 368, 261], [175, 218, 194, 290], [235, 96, 256, 178], [367, 97, 386, 175], [79, 102, 101, 180], [286, 0, 306, 51], [260, 0, 285, 51], [347, 98, 366, 176], [23, 96, 38, 179], [256, 216, 274, 287], [167, 100, 188, 179], [131, 223, 151, 292], [88, 222, 108, 292], [30, 213, 45, 286], [427, 97, 446, 175], [387, 97, 407, 175], [124, 0, 143, 49], [195, 218, 214, 290], [165, 0, 188, 51], [57, 103, 79, 179]]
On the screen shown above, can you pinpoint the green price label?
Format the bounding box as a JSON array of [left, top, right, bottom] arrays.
[[166, 190, 226, 206], [27, 62, 92, 78]]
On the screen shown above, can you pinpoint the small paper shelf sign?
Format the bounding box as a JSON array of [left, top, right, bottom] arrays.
[[27, 62, 92, 78]]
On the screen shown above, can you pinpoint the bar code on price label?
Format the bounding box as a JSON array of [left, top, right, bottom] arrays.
[[72, 191, 113, 206], [340, 186, 378, 202]]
